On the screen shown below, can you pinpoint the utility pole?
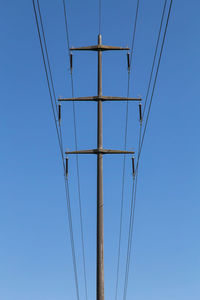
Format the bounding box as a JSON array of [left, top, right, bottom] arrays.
[[59, 34, 141, 300]]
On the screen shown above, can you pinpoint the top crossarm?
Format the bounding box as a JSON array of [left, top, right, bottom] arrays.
[[58, 96, 142, 102], [70, 45, 129, 52]]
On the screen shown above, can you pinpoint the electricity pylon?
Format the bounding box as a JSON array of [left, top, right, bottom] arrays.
[[59, 34, 141, 300]]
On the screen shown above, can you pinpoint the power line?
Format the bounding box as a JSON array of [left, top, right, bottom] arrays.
[[122, 124, 141, 300], [123, 1, 173, 299], [62, 1, 88, 300], [33, 0, 173, 299], [35, 0, 65, 159], [36, 0, 57, 112], [115, 1, 140, 300], [62, 0, 70, 50], [143, 0, 167, 117], [123, 2, 168, 294], [137, 0, 173, 171], [32, 0, 62, 157], [130, 0, 140, 65], [32, 2, 80, 300]]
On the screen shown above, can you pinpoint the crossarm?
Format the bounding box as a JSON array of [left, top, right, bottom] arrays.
[[65, 149, 134, 155], [59, 96, 141, 102]]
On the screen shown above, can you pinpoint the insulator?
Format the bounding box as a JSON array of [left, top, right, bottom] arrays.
[[132, 156, 135, 177], [127, 52, 130, 72], [66, 157, 69, 178], [70, 53, 73, 72], [139, 102, 142, 123], [58, 103, 61, 124]]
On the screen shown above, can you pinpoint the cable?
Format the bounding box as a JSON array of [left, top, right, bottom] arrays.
[[137, 0, 173, 172], [130, 0, 140, 65], [32, 0, 63, 159], [123, 1, 168, 293], [35, 0, 65, 159], [62, 0, 70, 50], [123, 1, 173, 299], [62, 2, 88, 300], [143, 0, 167, 118], [36, 0, 57, 112], [114, 2, 140, 300], [32, 2, 80, 300], [122, 123, 141, 300], [114, 79, 129, 300]]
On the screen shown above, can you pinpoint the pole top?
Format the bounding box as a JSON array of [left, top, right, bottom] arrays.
[[70, 34, 129, 52], [98, 34, 102, 45]]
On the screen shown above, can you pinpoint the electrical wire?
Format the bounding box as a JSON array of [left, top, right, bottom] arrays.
[[62, 1, 88, 300], [142, 0, 167, 118], [115, 1, 140, 300], [32, 1, 80, 300], [122, 1, 173, 299], [122, 122, 141, 300], [123, 1, 168, 295], [33, 0, 63, 159], [137, 0, 173, 173], [130, 0, 140, 66], [35, 0, 65, 158], [36, 0, 57, 112], [33, 0, 173, 299]]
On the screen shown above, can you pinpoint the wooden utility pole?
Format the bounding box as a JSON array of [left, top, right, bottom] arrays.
[[59, 34, 141, 300]]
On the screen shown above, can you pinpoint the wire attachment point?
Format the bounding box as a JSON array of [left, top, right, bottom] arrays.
[[58, 103, 61, 125], [65, 157, 69, 178], [131, 156, 135, 178], [139, 102, 142, 124], [70, 52, 73, 73], [127, 52, 130, 72]]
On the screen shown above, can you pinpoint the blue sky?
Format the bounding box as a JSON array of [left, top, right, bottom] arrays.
[[0, 1, 200, 300]]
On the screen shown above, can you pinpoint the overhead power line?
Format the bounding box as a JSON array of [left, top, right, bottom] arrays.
[[62, 1, 88, 300], [33, 1, 173, 300], [138, 0, 173, 170], [115, 1, 140, 300], [36, 0, 57, 112], [130, 0, 140, 66], [35, 0, 65, 158], [32, 1, 80, 300], [143, 0, 168, 117], [122, 1, 173, 299], [32, 0, 62, 157]]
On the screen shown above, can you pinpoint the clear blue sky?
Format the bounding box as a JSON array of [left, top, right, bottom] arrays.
[[0, 1, 200, 299]]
